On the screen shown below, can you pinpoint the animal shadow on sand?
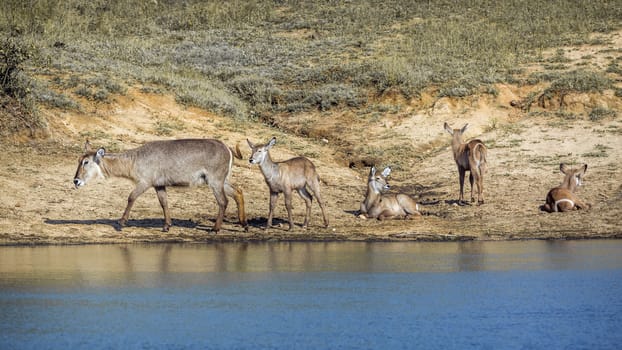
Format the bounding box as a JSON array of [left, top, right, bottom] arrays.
[[247, 216, 310, 231], [45, 218, 200, 232]]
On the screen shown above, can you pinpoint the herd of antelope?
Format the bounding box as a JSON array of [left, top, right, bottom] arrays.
[[73, 122, 591, 233]]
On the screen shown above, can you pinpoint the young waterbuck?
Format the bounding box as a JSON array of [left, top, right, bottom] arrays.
[[359, 166, 421, 220], [73, 139, 248, 233], [444, 122, 488, 204], [542, 163, 591, 213], [247, 137, 329, 230]]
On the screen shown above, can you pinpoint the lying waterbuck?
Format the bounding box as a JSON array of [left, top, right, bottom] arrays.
[[247, 137, 329, 230], [444, 122, 488, 204], [359, 166, 421, 220], [73, 139, 248, 233], [542, 163, 591, 213]]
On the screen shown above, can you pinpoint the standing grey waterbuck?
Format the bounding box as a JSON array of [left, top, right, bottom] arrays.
[[247, 137, 329, 230], [542, 163, 591, 212], [73, 139, 248, 233], [444, 122, 488, 204], [359, 166, 421, 220]]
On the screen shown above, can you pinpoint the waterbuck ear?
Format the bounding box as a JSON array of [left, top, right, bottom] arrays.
[[580, 164, 588, 174], [369, 166, 376, 178], [443, 122, 453, 135], [84, 139, 92, 152], [246, 139, 254, 149], [559, 163, 569, 174], [267, 137, 276, 149], [94, 148, 105, 164], [381, 167, 392, 177], [460, 123, 469, 134]]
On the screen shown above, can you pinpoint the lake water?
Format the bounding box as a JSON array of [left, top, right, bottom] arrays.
[[1, 240, 621, 349]]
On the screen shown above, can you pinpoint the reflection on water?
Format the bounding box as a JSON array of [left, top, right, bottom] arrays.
[[1, 240, 621, 281], [1, 240, 622, 349]]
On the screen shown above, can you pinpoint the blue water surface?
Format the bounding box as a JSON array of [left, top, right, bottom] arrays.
[[1, 241, 621, 349]]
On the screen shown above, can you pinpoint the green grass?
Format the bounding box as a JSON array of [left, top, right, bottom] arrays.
[[1, 0, 621, 140]]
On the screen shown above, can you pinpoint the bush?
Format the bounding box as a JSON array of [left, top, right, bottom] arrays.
[[589, 107, 616, 121], [226, 75, 281, 108], [547, 70, 612, 94], [0, 36, 35, 98]]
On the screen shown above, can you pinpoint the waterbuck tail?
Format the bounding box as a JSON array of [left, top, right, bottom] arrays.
[[474, 143, 488, 175], [230, 143, 244, 160]]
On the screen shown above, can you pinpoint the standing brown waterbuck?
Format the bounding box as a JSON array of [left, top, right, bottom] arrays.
[[444, 122, 488, 204], [359, 166, 421, 220], [542, 163, 591, 212], [247, 137, 329, 230], [73, 139, 248, 233]]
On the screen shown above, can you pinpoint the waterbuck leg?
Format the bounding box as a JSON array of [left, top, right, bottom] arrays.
[[297, 187, 313, 229], [120, 182, 150, 228], [476, 172, 484, 205], [283, 189, 294, 231], [224, 181, 248, 231], [574, 198, 591, 210], [210, 184, 228, 233], [267, 192, 278, 229], [154, 186, 172, 232], [309, 180, 329, 228], [458, 167, 466, 203], [469, 172, 475, 203]]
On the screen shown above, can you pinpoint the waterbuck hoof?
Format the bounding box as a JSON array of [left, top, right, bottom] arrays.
[[118, 219, 127, 227], [162, 226, 170, 232], [478, 200, 485, 205], [243, 225, 250, 232]]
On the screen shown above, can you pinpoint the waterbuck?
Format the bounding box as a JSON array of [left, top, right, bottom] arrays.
[[444, 122, 488, 204], [542, 163, 591, 213], [247, 137, 329, 230], [73, 139, 248, 233], [359, 166, 421, 220]]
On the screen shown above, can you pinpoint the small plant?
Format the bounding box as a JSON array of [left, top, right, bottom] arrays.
[[589, 107, 616, 121], [153, 116, 185, 136], [583, 144, 611, 158], [438, 85, 470, 98], [605, 62, 622, 75], [549, 49, 571, 63], [484, 118, 498, 132]]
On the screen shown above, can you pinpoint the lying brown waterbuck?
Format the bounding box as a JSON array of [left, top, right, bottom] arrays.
[[359, 166, 421, 220], [247, 137, 329, 230], [73, 139, 248, 233], [444, 122, 488, 204], [542, 163, 591, 213]]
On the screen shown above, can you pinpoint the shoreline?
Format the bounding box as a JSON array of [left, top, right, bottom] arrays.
[[2, 228, 621, 246]]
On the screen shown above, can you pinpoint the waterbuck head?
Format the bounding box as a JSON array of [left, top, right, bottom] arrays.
[[247, 137, 276, 165], [560, 163, 587, 191], [444, 122, 469, 140], [368, 166, 392, 194], [73, 147, 106, 189]]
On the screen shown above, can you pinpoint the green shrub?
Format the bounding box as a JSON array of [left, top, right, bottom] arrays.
[[546, 70, 612, 94], [0, 36, 35, 98], [589, 107, 616, 121]]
